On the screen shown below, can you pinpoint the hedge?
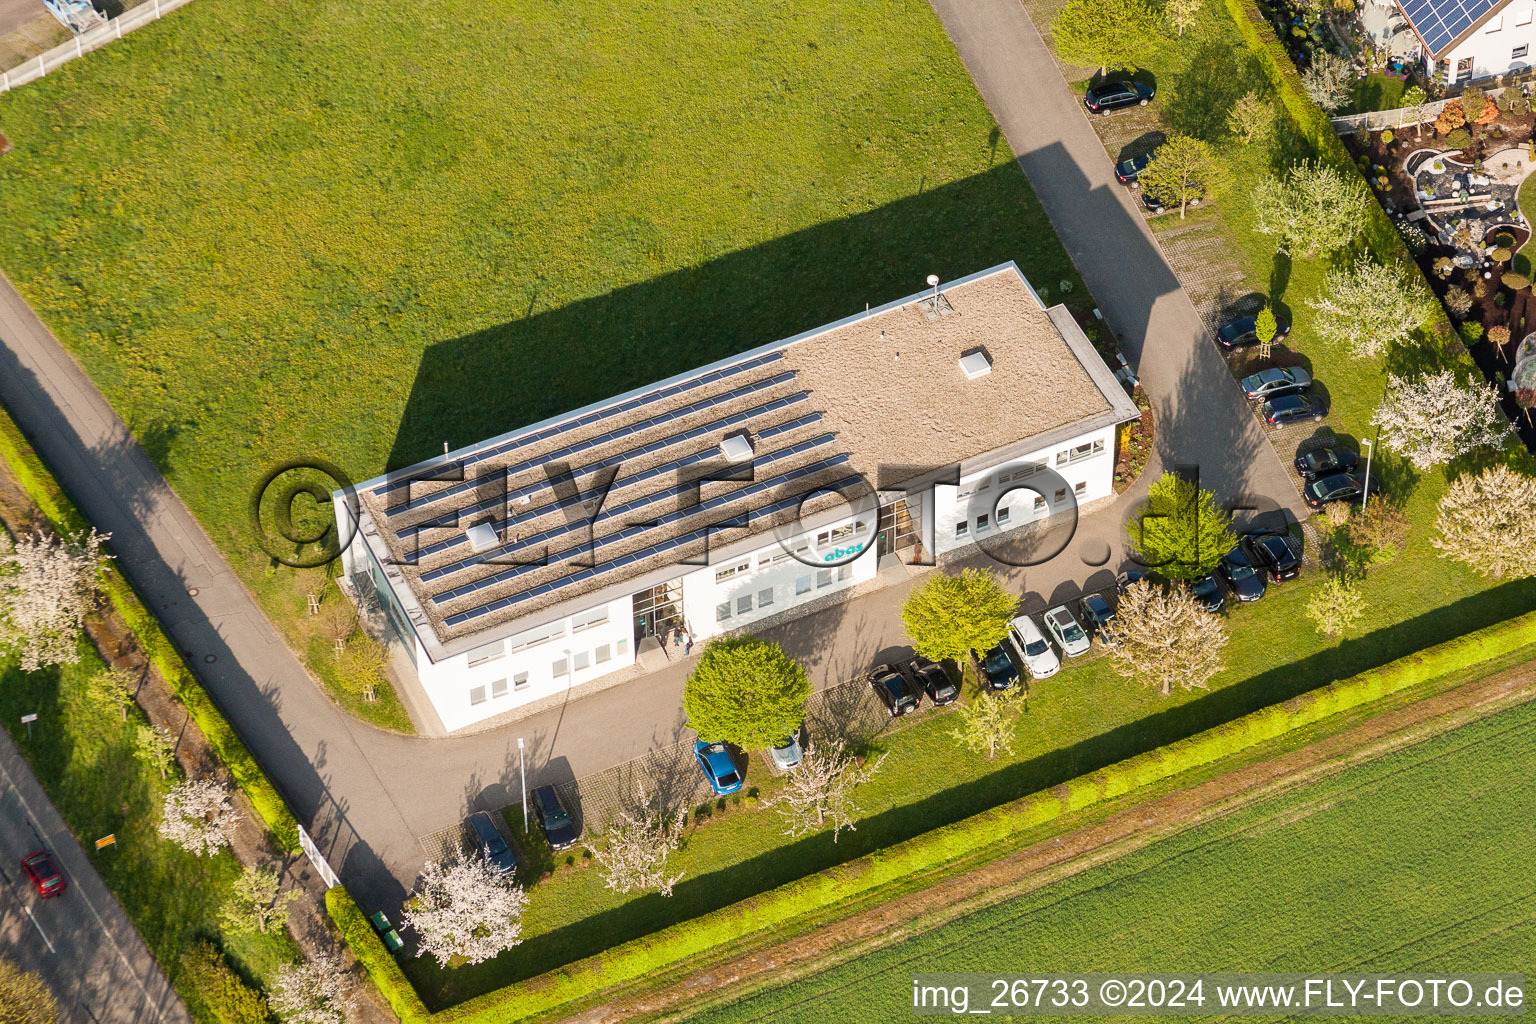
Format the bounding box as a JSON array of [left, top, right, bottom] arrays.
[[326, 886, 431, 1023], [0, 408, 301, 851], [346, 607, 1536, 1023]]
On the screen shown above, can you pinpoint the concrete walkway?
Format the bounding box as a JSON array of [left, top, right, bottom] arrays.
[[0, 726, 192, 1024], [0, 0, 1306, 920]]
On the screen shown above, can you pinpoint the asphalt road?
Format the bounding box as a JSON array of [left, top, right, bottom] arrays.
[[0, 727, 190, 1024], [0, 0, 1309, 922]]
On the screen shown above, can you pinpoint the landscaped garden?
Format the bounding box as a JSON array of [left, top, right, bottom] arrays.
[[688, 687, 1536, 1022], [0, 0, 1086, 729]]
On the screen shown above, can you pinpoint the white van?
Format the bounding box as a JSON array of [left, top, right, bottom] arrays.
[[1008, 614, 1060, 679]]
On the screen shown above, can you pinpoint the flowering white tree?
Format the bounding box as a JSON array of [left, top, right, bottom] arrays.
[[764, 741, 886, 843], [594, 786, 687, 896], [1108, 580, 1228, 695], [0, 528, 111, 671], [1253, 160, 1369, 258], [156, 778, 239, 857], [1306, 258, 1435, 359], [1432, 464, 1536, 579], [1372, 370, 1512, 471], [270, 948, 354, 1024], [403, 855, 528, 967]]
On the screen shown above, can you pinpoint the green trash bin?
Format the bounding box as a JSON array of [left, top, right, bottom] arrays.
[[381, 928, 405, 953]]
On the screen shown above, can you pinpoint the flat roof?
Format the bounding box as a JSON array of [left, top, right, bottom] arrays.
[[346, 263, 1140, 656]]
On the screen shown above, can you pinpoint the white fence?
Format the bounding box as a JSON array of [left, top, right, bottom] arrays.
[[1329, 84, 1524, 133], [0, 0, 194, 95]]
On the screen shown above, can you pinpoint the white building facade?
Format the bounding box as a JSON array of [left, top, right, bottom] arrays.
[[338, 265, 1139, 733], [1372, 0, 1536, 84]]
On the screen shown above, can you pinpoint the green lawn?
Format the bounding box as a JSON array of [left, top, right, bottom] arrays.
[[0, 0, 1082, 726], [0, 643, 300, 1021], [690, 696, 1536, 1022], [1343, 72, 1410, 116]]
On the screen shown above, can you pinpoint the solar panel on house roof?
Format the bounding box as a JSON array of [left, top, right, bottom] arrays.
[[1399, 0, 1500, 53], [432, 455, 854, 609], [442, 474, 864, 627], [384, 373, 800, 518], [371, 351, 786, 500]]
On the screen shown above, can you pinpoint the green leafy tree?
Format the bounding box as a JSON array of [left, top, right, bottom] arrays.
[[1138, 134, 1226, 219], [949, 688, 1025, 760], [1052, 0, 1163, 77], [1165, 0, 1203, 36], [132, 723, 177, 780], [1132, 472, 1236, 580], [1306, 575, 1367, 638], [1255, 306, 1278, 357], [900, 568, 1016, 662], [1227, 91, 1272, 143], [335, 631, 388, 702], [1253, 160, 1369, 258], [83, 666, 136, 721], [1400, 85, 1429, 137], [683, 637, 810, 749], [220, 864, 301, 935]]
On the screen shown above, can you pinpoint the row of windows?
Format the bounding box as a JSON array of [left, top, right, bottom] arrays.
[[956, 442, 1104, 500], [468, 637, 629, 707], [464, 607, 612, 668], [713, 524, 865, 582], [716, 565, 853, 622], [954, 482, 1087, 539]]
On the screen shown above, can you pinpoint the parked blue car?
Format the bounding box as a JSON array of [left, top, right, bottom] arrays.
[[693, 740, 744, 795]]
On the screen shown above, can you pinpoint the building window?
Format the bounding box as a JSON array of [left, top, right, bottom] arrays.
[[837, 564, 852, 582], [816, 569, 832, 588], [1054, 488, 1067, 502], [795, 575, 812, 596], [1457, 56, 1474, 81], [1487, 14, 1504, 30], [759, 549, 792, 567], [1055, 439, 1105, 466], [737, 595, 753, 615], [716, 602, 731, 622], [490, 678, 509, 699], [998, 507, 1012, 525], [508, 621, 564, 653], [714, 560, 750, 582], [955, 520, 969, 538], [1516, 43, 1530, 57], [816, 523, 860, 547], [595, 644, 611, 664], [571, 607, 609, 632], [1033, 496, 1047, 511], [1518, 7, 1532, 25], [617, 638, 628, 654], [758, 587, 774, 608], [466, 639, 505, 668], [1074, 480, 1088, 497], [552, 657, 568, 678], [573, 650, 590, 671], [469, 685, 487, 706], [513, 672, 530, 691], [977, 512, 990, 532]]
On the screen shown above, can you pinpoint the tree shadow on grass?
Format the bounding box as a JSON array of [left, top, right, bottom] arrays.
[[1162, 43, 1260, 144], [385, 162, 1086, 472]]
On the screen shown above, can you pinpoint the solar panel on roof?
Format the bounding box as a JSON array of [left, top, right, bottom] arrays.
[[1399, 0, 1499, 52], [384, 373, 801, 519], [442, 474, 864, 627], [431, 455, 853, 607], [371, 351, 787, 500]]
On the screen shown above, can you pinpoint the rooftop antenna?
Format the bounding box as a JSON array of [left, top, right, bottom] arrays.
[[927, 273, 940, 308], [443, 441, 450, 456]]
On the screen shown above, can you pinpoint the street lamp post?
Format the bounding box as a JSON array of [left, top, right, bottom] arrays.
[[1361, 438, 1374, 509], [518, 737, 527, 831]]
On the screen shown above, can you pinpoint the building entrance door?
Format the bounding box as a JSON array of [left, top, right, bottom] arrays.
[[632, 581, 683, 647], [877, 496, 923, 560]]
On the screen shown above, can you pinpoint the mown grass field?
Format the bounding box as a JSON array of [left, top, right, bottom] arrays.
[[0, 0, 1081, 725], [690, 696, 1536, 1023], [0, 643, 300, 1020]]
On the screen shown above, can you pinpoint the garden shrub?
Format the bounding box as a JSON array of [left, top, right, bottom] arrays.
[[179, 941, 270, 1024], [1443, 128, 1472, 151], [1461, 321, 1484, 344], [1503, 272, 1531, 291], [325, 887, 430, 1023], [1379, 129, 1393, 145], [1444, 286, 1474, 316]]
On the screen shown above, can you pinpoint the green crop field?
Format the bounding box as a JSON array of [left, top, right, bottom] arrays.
[[691, 697, 1536, 1023], [0, 0, 1080, 723]]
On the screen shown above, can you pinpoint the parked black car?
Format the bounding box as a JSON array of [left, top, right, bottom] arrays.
[[1216, 314, 1292, 349], [905, 656, 959, 706], [1084, 79, 1155, 114], [1303, 471, 1379, 509], [869, 663, 921, 716], [1240, 366, 1312, 400], [975, 640, 1021, 691], [1262, 393, 1327, 428], [1142, 185, 1203, 215], [468, 811, 519, 874], [1219, 545, 1267, 602], [1189, 572, 1225, 612], [1115, 153, 1151, 186], [1294, 446, 1359, 480], [1241, 532, 1301, 583], [531, 785, 580, 852], [1077, 592, 1118, 644]]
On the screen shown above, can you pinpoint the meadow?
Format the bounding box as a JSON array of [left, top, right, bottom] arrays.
[[691, 696, 1536, 1022], [0, 0, 1081, 725]]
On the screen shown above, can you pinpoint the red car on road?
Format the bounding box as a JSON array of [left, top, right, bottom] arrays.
[[21, 851, 66, 898]]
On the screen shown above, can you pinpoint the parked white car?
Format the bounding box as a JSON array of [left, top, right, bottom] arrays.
[[1043, 605, 1092, 657], [1007, 614, 1060, 679]]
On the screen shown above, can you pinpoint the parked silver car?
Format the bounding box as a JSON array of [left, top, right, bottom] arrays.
[[1043, 605, 1092, 657]]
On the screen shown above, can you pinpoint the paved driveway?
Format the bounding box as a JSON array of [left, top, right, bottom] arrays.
[[0, 0, 1308, 921], [0, 728, 191, 1024]]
